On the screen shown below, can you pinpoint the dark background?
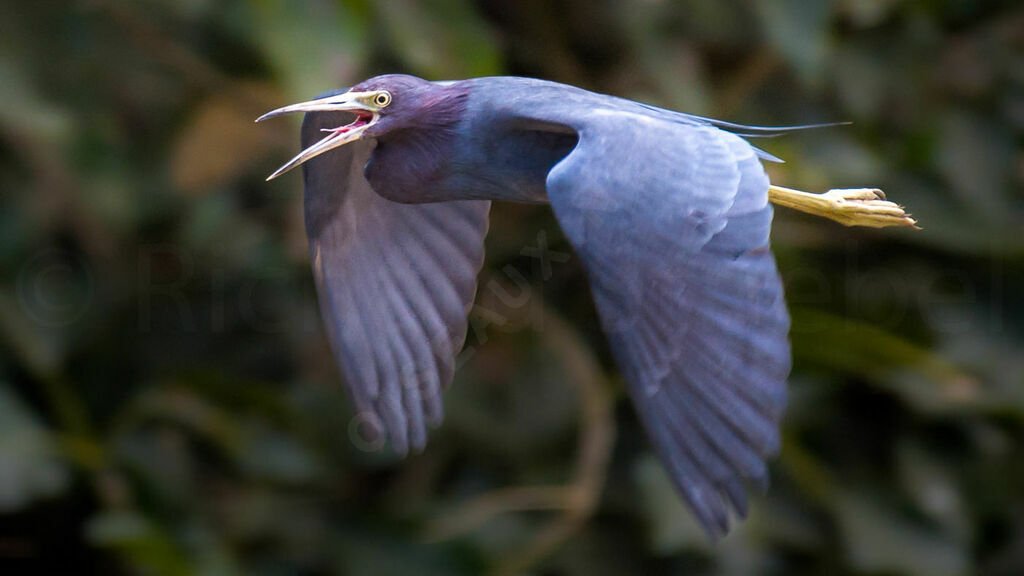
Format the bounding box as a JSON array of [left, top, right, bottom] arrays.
[[1, 1, 1022, 574]]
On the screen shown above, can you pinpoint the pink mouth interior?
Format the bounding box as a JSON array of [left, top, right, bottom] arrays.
[[321, 112, 374, 135]]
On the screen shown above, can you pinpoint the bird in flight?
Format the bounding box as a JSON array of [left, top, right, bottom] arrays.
[[258, 74, 916, 539]]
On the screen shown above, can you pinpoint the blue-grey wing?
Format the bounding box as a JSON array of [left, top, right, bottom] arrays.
[[301, 112, 489, 455], [546, 113, 791, 538]]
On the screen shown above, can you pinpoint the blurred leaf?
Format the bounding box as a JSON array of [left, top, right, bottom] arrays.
[[752, 0, 833, 81], [618, 3, 712, 115], [170, 82, 287, 193], [118, 429, 197, 508], [448, 330, 581, 458], [0, 290, 62, 379], [0, 51, 71, 142], [832, 43, 888, 119], [835, 489, 968, 576], [777, 430, 836, 506], [752, 494, 826, 549], [896, 440, 972, 539], [0, 381, 71, 512], [217, 486, 328, 548], [239, 425, 324, 484], [632, 454, 712, 554], [797, 131, 883, 188], [790, 308, 978, 411], [677, 0, 755, 45], [136, 0, 216, 20], [87, 510, 191, 576], [937, 112, 1015, 223], [247, 0, 368, 99], [836, 0, 900, 27], [881, 174, 1020, 254], [898, 323, 1024, 416], [374, 0, 501, 79], [333, 527, 471, 576], [87, 509, 239, 576], [113, 385, 243, 459]]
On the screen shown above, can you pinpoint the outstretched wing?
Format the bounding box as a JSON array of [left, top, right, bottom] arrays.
[[545, 112, 791, 538], [301, 111, 490, 455]]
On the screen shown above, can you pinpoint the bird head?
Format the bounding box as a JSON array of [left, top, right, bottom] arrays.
[[257, 74, 467, 181]]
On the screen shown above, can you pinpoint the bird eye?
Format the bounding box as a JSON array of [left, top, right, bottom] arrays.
[[373, 91, 392, 107]]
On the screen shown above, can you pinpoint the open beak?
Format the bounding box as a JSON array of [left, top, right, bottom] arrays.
[[256, 91, 382, 181]]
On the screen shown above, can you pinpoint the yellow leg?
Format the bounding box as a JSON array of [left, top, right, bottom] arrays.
[[768, 185, 919, 229]]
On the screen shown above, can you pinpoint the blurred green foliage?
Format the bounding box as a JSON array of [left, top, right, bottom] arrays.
[[1, 0, 1022, 574]]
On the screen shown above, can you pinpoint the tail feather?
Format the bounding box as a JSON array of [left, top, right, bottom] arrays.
[[699, 118, 849, 164], [701, 118, 851, 137]]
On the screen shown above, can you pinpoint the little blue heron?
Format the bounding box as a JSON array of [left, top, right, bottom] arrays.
[[257, 74, 916, 538]]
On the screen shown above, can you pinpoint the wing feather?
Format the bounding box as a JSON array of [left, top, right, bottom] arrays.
[[544, 113, 791, 539], [302, 112, 489, 454]]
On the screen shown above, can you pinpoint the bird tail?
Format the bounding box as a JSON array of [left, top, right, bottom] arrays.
[[696, 119, 851, 163]]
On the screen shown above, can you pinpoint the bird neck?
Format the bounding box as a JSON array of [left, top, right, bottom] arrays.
[[364, 80, 580, 204], [364, 85, 471, 203]]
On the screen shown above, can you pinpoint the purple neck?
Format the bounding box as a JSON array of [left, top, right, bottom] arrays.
[[364, 83, 470, 203]]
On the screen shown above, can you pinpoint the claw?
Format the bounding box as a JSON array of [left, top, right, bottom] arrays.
[[821, 188, 919, 229]]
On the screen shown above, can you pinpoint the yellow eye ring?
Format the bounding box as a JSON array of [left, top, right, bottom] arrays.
[[373, 91, 392, 107]]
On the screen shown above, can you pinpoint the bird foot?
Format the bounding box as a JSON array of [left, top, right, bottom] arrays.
[[768, 185, 919, 229], [820, 188, 919, 229]]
